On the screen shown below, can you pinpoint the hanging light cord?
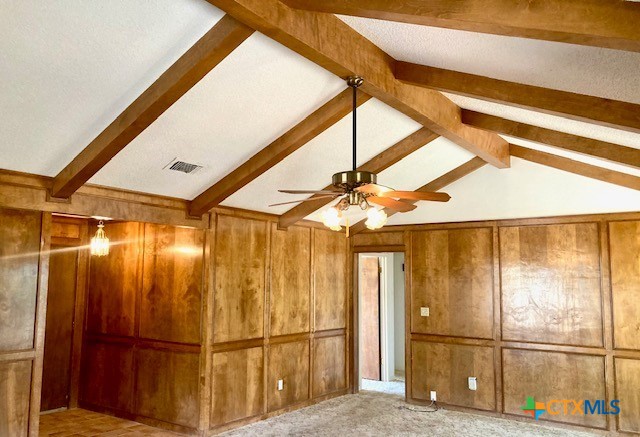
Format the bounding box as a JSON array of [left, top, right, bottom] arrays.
[[352, 82, 357, 171]]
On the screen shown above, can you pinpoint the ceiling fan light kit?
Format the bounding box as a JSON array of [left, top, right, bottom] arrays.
[[272, 76, 451, 234]]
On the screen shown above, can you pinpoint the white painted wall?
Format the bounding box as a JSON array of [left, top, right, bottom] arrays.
[[393, 253, 405, 374]]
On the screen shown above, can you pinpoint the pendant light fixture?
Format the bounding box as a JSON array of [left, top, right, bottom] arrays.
[[320, 76, 388, 232], [90, 220, 110, 257]]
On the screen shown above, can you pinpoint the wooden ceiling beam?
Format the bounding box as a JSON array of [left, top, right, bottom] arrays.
[[396, 63, 640, 134], [50, 15, 254, 199], [463, 111, 640, 170], [277, 128, 439, 229], [206, 0, 510, 169], [350, 157, 487, 234], [281, 0, 640, 53], [189, 89, 371, 216], [511, 144, 640, 191]]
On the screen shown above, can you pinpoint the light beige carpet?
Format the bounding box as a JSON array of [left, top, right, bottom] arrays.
[[222, 391, 597, 436]]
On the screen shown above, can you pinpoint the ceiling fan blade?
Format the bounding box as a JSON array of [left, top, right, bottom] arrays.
[[354, 183, 394, 195], [269, 194, 341, 207], [379, 190, 451, 202], [279, 189, 342, 195], [368, 197, 417, 212]]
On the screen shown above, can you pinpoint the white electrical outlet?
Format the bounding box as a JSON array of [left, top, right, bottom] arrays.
[[468, 377, 477, 391], [420, 307, 430, 317], [277, 379, 284, 391], [430, 390, 437, 401]]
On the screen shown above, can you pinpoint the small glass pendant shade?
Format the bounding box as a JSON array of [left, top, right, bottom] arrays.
[[90, 221, 110, 257]]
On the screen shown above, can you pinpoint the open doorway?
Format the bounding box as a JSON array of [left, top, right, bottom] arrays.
[[358, 252, 405, 396]]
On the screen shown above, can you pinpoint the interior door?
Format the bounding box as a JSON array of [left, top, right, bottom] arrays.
[[360, 256, 381, 381], [41, 245, 78, 411]]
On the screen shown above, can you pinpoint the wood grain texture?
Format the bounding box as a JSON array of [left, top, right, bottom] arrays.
[[0, 361, 31, 437], [313, 229, 347, 331], [80, 341, 134, 412], [270, 225, 311, 337], [502, 349, 606, 428], [511, 144, 640, 191], [312, 336, 346, 397], [190, 90, 370, 215], [135, 348, 200, 428], [51, 15, 254, 198], [351, 231, 405, 248], [500, 223, 603, 346], [278, 128, 438, 229], [210, 347, 264, 427], [398, 64, 640, 133], [140, 224, 204, 344], [411, 228, 494, 339], [359, 257, 380, 381], [213, 215, 268, 343], [267, 341, 310, 411], [206, 0, 509, 168], [411, 341, 495, 411], [463, 111, 640, 169], [281, 0, 640, 52], [609, 221, 640, 350], [0, 208, 41, 351], [87, 222, 142, 337], [41, 245, 77, 411], [615, 358, 640, 433]]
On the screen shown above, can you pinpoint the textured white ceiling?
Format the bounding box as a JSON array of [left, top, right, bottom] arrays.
[[386, 156, 640, 225], [91, 31, 345, 198], [0, 0, 223, 176], [223, 98, 422, 214], [1, 1, 638, 225], [339, 15, 640, 104]]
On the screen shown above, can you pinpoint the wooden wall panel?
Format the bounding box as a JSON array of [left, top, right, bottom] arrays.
[[0, 361, 32, 437], [41, 246, 77, 411], [210, 347, 264, 427], [351, 231, 404, 248], [502, 349, 606, 428], [609, 220, 640, 350], [312, 336, 346, 397], [267, 341, 310, 412], [314, 229, 347, 331], [411, 341, 495, 411], [214, 215, 268, 343], [80, 341, 134, 412], [135, 348, 200, 428], [615, 358, 640, 433], [411, 228, 494, 339], [87, 222, 141, 337], [140, 224, 204, 344], [500, 223, 602, 346], [0, 208, 41, 351], [270, 225, 311, 337]]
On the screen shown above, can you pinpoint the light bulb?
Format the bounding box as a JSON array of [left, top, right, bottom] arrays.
[[321, 206, 342, 231], [365, 208, 387, 230]]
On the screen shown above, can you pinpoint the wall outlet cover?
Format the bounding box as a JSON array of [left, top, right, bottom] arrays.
[[277, 379, 284, 391], [468, 377, 477, 391], [430, 390, 437, 401], [420, 307, 430, 317]]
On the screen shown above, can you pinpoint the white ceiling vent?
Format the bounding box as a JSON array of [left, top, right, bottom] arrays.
[[164, 158, 203, 175]]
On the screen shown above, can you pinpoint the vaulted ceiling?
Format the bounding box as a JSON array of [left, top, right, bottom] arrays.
[[2, 0, 639, 228]]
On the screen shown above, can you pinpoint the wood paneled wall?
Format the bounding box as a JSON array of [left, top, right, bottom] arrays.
[[357, 212, 640, 435], [205, 212, 349, 433], [80, 222, 204, 433], [0, 207, 49, 437]]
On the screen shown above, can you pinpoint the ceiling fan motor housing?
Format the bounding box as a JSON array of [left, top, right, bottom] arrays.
[[332, 170, 376, 189]]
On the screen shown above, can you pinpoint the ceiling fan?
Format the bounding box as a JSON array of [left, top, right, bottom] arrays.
[[270, 76, 451, 231]]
